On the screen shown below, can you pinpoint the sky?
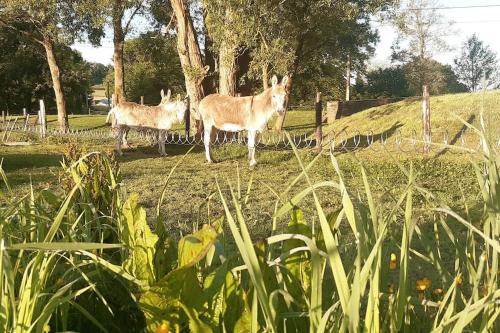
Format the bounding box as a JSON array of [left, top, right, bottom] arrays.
[[72, 1, 500, 68]]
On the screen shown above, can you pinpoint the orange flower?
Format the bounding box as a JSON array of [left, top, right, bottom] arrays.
[[455, 275, 463, 285], [433, 288, 443, 295], [389, 253, 397, 270], [416, 277, 431, 291], [156, 323, 170, 333]]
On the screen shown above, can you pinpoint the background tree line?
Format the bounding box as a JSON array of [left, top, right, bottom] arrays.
[[1, 0, 498, 131]]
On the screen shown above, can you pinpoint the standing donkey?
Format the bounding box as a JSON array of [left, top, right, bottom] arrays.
[[199, 75, 289, 166], [107, 89, 187, 156]]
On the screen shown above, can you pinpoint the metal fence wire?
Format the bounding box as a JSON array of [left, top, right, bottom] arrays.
[[1, 121, 498, 155]]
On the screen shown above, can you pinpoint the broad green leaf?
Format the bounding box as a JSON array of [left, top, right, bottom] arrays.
[[178, 224, 218, 267]]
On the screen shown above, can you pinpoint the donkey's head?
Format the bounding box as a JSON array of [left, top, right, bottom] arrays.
[[171, 94, 188, 123], [270, 75, 289, 115], [160, 89, 171, 105], [160, 90, 188, 123]]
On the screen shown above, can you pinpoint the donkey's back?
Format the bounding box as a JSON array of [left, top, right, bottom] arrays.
[[199, 94, 254, 130], [113, 102, 167, 129]]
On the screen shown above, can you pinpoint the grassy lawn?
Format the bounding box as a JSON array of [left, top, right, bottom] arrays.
[[1, 103, 484, 240], [2, 96, 493, 316], [3, 89, 495, 238], [325, 90, 500, 138]]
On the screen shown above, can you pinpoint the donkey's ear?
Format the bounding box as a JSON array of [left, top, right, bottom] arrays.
[[281, 75, 289, 87], [271, 75, 278, 87], [176, 94, 181, 101], [166, 89, 171, 100], [160, 89, 165, 98]]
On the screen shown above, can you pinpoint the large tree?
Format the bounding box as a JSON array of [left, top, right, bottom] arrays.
[[104, 32, 184, 104], [169, 0, 209, 132], [108, 0, 146, 103], [454, 34, 498, 92], [0, 0, 102, 131], [392, 0, 452, 94], [202, 0, 393, 129]]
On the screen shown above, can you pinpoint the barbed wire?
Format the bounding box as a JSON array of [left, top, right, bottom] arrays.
[[1, 122, 497, 155]]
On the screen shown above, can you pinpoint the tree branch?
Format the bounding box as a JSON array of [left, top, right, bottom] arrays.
[[0, 16, 44, 46], [123, 1, 144, 36]]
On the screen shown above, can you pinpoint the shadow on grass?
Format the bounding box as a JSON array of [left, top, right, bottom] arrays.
[[435, 115, 476, 158], [116, 143, 205, 163], [331, 122, 404, 154], [1, 153, 62, 171]]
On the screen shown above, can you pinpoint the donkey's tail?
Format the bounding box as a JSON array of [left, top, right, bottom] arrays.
[[106, 107, 115, 125]]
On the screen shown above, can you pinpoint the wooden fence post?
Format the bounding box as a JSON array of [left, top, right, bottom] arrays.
[[23, 108, 27, 117], [315, 91, 323, 153], [140, 96, 144, 105], [39, 99, 46, 138], [86, 93, 90, 115], [422, 85, 431, 154], [24, 113, 30, 131], [185, 97, 190, 137], [2, 111, 5, 123]]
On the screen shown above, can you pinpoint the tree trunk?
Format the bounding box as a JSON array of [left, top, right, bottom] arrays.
[[345, 55, 351, 101], [171, 0, 208, 134], [262, 64, 269, 90], [113, 3, 126, 103], [218, 8, 237, 96], [43, 36, 68, 132], [202, 10, 216, 95], [219, 41, 237, 96]]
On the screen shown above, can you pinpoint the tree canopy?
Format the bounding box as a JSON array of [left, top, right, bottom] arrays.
[[454, 34, 499, 92]]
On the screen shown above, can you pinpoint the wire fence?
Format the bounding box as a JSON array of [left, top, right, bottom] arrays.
[[1, 120, 497, 155]]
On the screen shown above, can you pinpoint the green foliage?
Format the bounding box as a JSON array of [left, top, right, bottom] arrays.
[[1, 110, 500, 332], [454, 34, 499, 92], [103, 32, 184, 105], [89, 63, 112, 86], [200, 0, 394, 98], [0, 27, 92, 113], [355, 60, 467, 99]]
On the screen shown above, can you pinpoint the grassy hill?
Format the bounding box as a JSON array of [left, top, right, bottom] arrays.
[[324, 90, 500, 140]]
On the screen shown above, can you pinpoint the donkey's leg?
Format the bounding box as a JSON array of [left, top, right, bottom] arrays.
[[248, 130, 257, 167], [116, 127, 124, 156], [122, 128, 130, 148], [204, 126, 213, 163], [158, 130, 167, 156]]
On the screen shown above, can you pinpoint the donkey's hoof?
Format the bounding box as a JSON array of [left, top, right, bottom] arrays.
[[249, 160, 257, 167]]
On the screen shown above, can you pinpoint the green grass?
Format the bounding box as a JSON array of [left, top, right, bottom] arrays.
[[1, 92, 493, 238], [325, 90, 500, 137]]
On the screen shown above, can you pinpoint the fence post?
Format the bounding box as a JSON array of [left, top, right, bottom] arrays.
[[315, 91, 323, 153], [185, 97, 190, 138], [39, 99, 46, 138], [2, 111, 5, 123], [140, 96, 144, 105], [24, 113, 30, 131], [86, 93, 90, 115], [23, 108, 27, 117], [422, 85, 431, 154]]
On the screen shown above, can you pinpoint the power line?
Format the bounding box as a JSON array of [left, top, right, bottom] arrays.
[[406, 4, 500, 11]]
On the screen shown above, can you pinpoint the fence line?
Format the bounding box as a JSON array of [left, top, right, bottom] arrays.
[[2, 120, 498, 155]]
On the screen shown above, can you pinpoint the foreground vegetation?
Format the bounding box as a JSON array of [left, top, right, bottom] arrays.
[[1, 115, 499, 332]]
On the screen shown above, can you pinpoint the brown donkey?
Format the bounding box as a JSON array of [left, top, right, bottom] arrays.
[[199, 75, 289, 166]]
